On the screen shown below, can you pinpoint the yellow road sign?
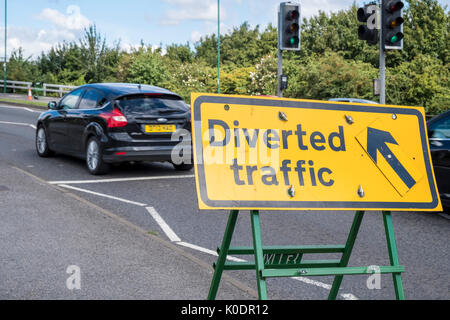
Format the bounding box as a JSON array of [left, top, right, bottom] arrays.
[[191, 93, 442, 211]]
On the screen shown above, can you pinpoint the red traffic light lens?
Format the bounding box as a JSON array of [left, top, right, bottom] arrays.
[[387, 1, 404, 12], [287, 10, 299, 20]]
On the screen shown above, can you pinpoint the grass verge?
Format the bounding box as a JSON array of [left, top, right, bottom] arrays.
[[0, 98, 48, 108]]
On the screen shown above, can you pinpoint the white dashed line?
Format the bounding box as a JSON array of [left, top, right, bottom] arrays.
[[176, 241, 246, 262], [175, 241, 357, 300], [54, 176, 358, 299], [0, 120, 36, 129], [58, 184, 148, 207], [145, 206, 181, 242], [48, 174, 194, 185], [0, 105, 42, 113]]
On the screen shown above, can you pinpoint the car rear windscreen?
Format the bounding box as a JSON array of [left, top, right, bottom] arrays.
[[117, 94, 188, 115]]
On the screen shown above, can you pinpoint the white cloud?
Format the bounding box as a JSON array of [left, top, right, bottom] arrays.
[[0, 5, 91, 58], [190, 30, 202, 43], [162, 0, 220, 25], [301, 0, 355, 18], [38, 5, 90, 31], [0, 26, 79, 58]]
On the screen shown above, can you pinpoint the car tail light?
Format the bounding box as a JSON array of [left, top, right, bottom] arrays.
[[100, 108, 128, 128]]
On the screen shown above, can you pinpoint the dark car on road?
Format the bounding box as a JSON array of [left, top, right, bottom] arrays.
[[328, 98, 379, 104], [428, 110, 450, 212], [35, 83, 192, 175]]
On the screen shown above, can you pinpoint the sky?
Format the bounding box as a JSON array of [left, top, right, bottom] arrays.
[[0, 0, 448, 59]]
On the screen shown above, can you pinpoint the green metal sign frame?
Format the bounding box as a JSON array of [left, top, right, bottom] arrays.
[[207, 210, 405, 300]]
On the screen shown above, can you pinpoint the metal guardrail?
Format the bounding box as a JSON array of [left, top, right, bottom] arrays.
[[0, 80, 77, 97]]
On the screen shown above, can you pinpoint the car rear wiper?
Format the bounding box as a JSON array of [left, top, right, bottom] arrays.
[[158, 109, 184, 114]]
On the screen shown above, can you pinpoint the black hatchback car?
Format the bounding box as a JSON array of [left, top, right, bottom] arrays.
[[35, 83, 192, 175], [428, 110, 450, 212]]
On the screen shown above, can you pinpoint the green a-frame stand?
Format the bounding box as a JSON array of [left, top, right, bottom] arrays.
[[207, 210, 405, 300]]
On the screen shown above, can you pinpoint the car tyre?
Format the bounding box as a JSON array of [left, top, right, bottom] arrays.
[[86, 136, 110, 175], [36, 126, 54, 157]]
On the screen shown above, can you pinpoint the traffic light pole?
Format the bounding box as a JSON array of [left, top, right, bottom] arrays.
[[277, 8, 283, 98], [277, 48, 283, 98], [379, 0, 386, 104]]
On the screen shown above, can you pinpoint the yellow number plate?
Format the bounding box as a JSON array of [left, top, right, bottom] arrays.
[[145, 124, 176, 133]]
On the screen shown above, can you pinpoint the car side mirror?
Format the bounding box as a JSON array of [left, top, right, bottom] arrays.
[[48, 101, 58, 110]]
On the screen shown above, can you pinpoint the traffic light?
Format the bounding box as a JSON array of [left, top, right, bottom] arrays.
[[382, 0, 404, 50], [357, 4, 378, 45], [279, 2, 301, 51]]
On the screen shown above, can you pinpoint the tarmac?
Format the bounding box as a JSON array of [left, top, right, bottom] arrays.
[[0, 162, 255, 299]]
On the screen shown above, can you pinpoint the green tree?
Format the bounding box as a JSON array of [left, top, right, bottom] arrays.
[[248, 54, 277, 96], [79, 25, 120, 83], [165, 43, 193, 63], [221, 66, 255, 95], [126, 47, 169, 87], [7, 48, 38, 82], [285, 51, 378, 101], [301, 6, 379, 66], [403, 0, 449, 65], [388, 54, 449, 114], [166, 61, 216, 102], [194, 34, 219, 67]]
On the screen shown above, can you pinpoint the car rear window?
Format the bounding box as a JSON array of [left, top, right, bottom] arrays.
[[117, 94, 188, 115]]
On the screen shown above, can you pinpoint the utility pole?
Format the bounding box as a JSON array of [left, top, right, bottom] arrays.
[[277, 9, 283, 97], [3, 0, 7, 94], [217, 0, 221, 94], [379, 0, 386, 104]]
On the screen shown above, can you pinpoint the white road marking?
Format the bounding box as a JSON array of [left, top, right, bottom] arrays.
[[0, 120, 36, 129], [0, 105, 42, 113], [176, 241, 246, 262], [290, 276, 332, 290], [48, 174, 194, 185], [145, 206, 181, 242], [52, 174, 358, 299], [58, 184, 147, 207], [340, 293, 359, 300], [175, 241, 358, 300]]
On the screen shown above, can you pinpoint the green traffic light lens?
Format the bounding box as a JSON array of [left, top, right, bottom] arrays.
[[389, 32, 404, 44], [289, 36, 299, 46]]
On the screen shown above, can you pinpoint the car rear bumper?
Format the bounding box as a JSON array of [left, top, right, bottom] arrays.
[[103, 145, 190, 163], [440, 196, 450, 212]]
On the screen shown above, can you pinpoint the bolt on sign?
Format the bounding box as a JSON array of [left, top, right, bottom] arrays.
[[191, 93, 442, 212]]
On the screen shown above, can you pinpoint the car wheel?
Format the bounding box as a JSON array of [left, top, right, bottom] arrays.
[[172, 162, 194, 171], [36, 126, 54, 157], [86, 137, 110, 175]]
